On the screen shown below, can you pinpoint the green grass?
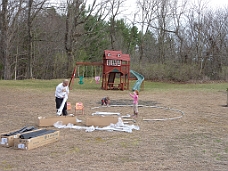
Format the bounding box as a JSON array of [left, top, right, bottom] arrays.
[[144, 81, 228, 92], [0, 79, 227, 92], [0, 79, 59, 90]]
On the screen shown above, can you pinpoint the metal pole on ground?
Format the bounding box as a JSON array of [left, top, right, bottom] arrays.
[[227, 88, 228, 106]]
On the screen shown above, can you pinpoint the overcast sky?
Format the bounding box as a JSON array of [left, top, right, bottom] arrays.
[[205, 0, 228, 8], [51, 0, 228, 8], [49, 0, 228, 18], [85, 0, 228, 8]]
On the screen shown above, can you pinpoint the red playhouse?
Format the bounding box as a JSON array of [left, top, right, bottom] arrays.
[[101, 50, 130, 90], [70, 50, 135, 91]]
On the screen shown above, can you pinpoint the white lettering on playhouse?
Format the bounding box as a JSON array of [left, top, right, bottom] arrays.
[[107, 60, 121, 66]]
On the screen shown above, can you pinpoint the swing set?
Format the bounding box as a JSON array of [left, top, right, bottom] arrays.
[[69, 50, 132, 91], [69, 62, 103, 89]]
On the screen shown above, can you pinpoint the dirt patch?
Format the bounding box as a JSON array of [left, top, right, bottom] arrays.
[[0, 87, 228, 171]]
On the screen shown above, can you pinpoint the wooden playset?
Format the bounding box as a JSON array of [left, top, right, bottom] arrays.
[[102, 50, 130, 90], [69, 50, 131, 91]]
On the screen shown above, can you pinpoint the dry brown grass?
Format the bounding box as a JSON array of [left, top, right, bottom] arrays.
[[0, 87, 228, 171]]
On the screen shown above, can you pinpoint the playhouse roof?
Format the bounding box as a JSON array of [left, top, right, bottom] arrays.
[[103, 50, 130, 61]]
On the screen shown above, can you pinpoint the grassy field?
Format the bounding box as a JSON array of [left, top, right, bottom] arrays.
[[0, 79, 227, 91], [0, 79, 228, 171]]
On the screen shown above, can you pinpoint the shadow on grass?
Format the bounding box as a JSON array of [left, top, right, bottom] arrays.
[[97, 99, 159, 106]]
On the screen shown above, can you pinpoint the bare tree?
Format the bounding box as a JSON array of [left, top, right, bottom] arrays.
[[200, 9, 228, 79], [186, 0, 209, 76], [26, 0, 47, 79], [33, 7, 67, 79], [107, 0, 125, 50], [1, 0, 25, 79], [64, 0, 110, 75], [1, 0, 10, 79], [134, 0, 158, 63], [168, 0, 188, 63]]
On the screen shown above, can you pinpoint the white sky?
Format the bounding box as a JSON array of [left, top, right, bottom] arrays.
[[50, 0, 228, 19], [205, 0, 228, 8], [114, 0, 228, 24], [51, 0, 228, 10], [121, 0, 228, 11], [123, 0, 228, 8]]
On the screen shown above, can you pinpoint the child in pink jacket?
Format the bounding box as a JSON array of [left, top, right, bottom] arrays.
[[129, 90, 139, 117]]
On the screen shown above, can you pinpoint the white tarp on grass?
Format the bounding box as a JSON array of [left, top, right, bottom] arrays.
[[91, 111, 121, 115], [53, 117, 139, 133]]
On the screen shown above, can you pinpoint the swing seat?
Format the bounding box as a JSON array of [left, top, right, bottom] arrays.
[[78, 76, 84, 84], [95, 76, 100, 84]]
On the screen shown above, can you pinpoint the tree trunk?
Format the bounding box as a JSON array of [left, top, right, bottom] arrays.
[[26, 0, 33, 79], [2, 0, 11, 79]]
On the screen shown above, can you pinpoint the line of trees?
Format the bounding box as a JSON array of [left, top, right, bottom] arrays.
[[0, 0, 228, 81]]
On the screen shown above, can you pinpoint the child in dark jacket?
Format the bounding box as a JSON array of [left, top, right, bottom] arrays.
[[101, 97, 110, 106]]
